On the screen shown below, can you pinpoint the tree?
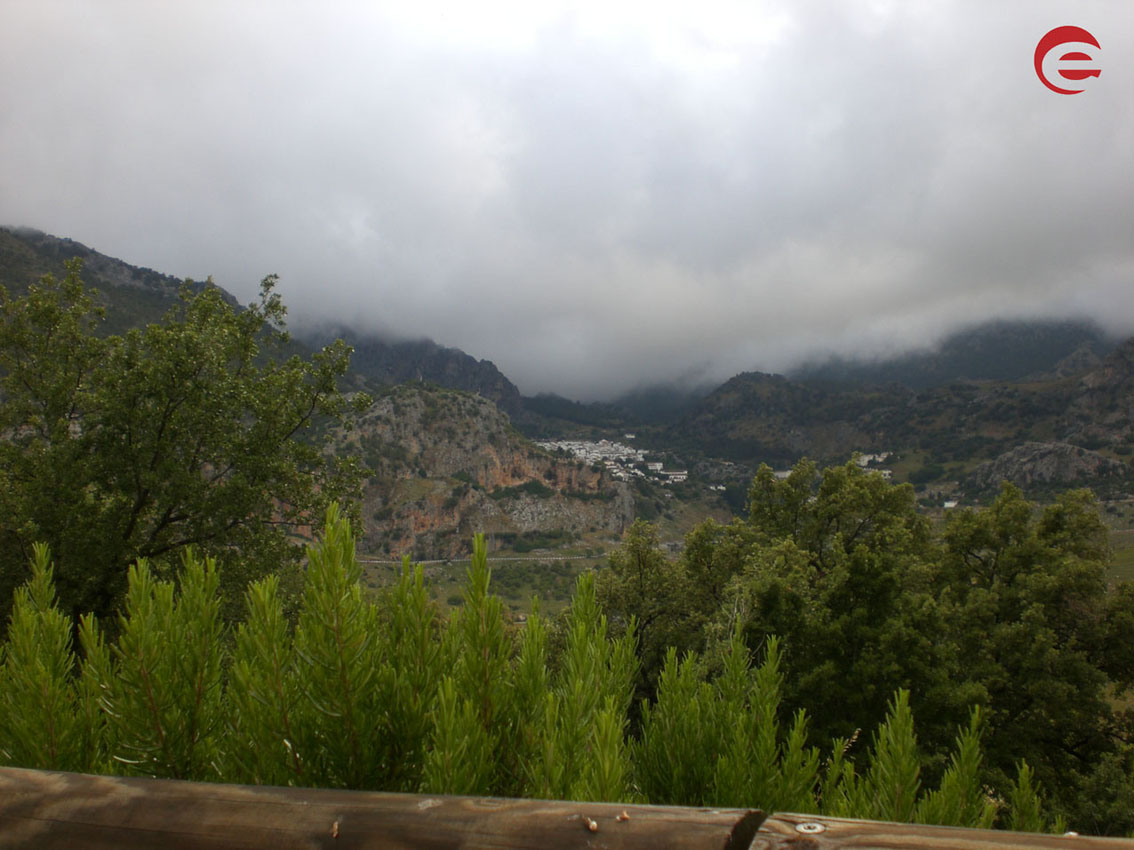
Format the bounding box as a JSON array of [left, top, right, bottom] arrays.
[[721, 460, 960, 755], [0, 260, 367, 622], [680, 517, 760, 623], [592, 459, 1134, 829], [936, 484, 1126, 827], [596, 519, 693, 702]]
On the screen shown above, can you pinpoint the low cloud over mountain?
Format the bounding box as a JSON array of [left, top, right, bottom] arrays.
[[2, 2, 1131, 398]]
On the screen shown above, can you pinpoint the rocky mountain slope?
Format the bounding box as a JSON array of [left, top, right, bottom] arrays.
[[663, 372, 904, 467], [339, 384, 633, 559], [667, 338, 1133, 473], [969, 442, 1128, 492]]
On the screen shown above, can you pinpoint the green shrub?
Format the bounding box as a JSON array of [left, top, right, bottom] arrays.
[[0, 504, 1064, 832]]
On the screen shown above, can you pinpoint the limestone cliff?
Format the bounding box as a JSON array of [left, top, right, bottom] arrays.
[[339, 385, 633, 559]]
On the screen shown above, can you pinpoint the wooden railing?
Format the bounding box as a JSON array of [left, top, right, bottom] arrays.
[[0, 767, 1128, 849]]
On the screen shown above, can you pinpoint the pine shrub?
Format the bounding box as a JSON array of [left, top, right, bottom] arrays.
[[0, 503, 1061, 833]]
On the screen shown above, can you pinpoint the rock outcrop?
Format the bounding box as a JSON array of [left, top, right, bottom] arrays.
[[969, 441, 1129, 491], [339, 385, 633, 559], [1063, 339, 1134, 447]]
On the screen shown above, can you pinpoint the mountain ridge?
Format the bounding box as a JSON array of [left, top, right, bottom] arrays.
[[790, 318, 1117, 390], [3, 226, 1130, 504], [0, 226, 233, 335], [295, 325, 524, 416]]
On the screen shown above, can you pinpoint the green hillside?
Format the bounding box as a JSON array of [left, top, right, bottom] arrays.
[[0, 226, 226, 334]]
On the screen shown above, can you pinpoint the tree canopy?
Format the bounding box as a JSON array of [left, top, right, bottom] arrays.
[[936, 485, 1124, 816], [596, 459, 1134, 833], [0, 260, 367, 622]]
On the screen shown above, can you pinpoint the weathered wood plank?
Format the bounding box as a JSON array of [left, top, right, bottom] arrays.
[[3, 769, 1132, 849], [752, 811, 1134, 849], [0, 767, 764, 850]]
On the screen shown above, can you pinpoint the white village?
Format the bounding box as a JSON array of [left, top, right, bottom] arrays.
[[534, 436, 688, 484]]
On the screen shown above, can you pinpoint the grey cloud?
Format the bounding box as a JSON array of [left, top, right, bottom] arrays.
[[0, 0, 1130, 399]]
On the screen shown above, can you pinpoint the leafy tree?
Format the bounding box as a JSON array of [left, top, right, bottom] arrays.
[[722, 460, 960, 755], [0, 261, 367, 622], [937, 484, 1124, 825], [596, 519, 693, 701], [680, 517, 760, 625], [593, 458, 1134, 831]]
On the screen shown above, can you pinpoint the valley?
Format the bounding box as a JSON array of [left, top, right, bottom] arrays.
[[3, 224, 1133, 583]]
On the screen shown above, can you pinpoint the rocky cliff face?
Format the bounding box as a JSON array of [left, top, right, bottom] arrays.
[[969, 442, 1129, 492], [339, 385, 633, 559], [1063, 339, 1134, 447]]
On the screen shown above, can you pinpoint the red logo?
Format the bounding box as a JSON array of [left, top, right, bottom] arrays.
[[1035, 26, 1101, 94]]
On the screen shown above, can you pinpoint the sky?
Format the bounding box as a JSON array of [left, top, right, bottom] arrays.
[[1, 1, 1131, 400]]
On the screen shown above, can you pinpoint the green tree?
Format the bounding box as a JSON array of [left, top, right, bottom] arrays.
[[680, 517, 760, 626], [937, 484, 1125, 827], [82, 552, 226, 780], [0, 261, 367, 622], [722, 460, 959, 755], [425, 534, 514, 796], [596, 519, 693, 702], [0, 544, 95, 772]]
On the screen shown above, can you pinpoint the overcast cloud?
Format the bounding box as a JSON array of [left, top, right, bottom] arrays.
[[1, 1, 1131, 399]]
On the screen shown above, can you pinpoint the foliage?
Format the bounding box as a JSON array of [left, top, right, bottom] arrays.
[[0, 544, 96, 772], [291, 503, 384, 788], [913, 706, 997, 829], [0, 261, 367, 622], [680, 517, 760, 624], [226, 574, 305, 785], [427, 533, 512, 795], [83, 552, 225, 780], [538, 571, 638, 801], [489, 480, 554, 501], [712, 461, 961, 755], [635, 631, 819, 811], [596, 519, 693, 701], [936, 484, 1128, 825], [594, 460, 1134, 833], [0, 508, 1077, 834]]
